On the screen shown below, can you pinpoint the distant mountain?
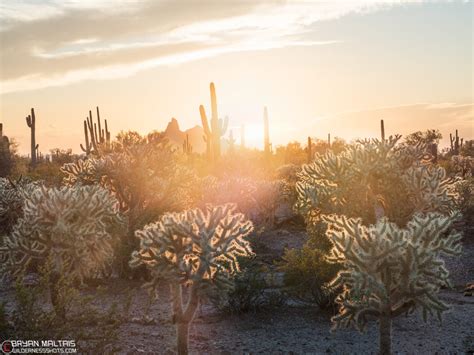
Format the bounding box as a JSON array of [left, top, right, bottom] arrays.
[[164, 118, 206, 153]]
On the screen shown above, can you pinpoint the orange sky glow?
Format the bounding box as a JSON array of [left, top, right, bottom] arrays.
[[0, 1, 472, 154]]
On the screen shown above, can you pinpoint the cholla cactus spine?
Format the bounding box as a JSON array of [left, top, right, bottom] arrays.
[[130, 204, 253, 354]]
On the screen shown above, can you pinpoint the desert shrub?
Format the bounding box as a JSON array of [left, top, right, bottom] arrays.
[[0, 184, 124, 317], [280, 221, 339, 307], [130, 204, 254, 354], [2, 260, 131, 353], [210, 256, 268, 313]]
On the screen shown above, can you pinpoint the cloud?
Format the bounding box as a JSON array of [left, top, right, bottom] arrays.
[[1, 0, 414, 94]]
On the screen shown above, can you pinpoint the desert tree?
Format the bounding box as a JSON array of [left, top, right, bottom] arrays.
[[130, 204, 254, 354]]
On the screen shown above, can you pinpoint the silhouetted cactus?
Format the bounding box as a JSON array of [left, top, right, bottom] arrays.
[[182, 134, 192, 155], [264, 106, 271, 159], [307, 136, 313, 163], [25, 108, 38, 168], [130, 204, 253, 354], [380, 119, 385, 141], [450, 129, 463, 155], [200, 83, 228, 162], [80, 106, 111, 155], [0, 123, 12, 177], [241, 124, 245, 148]]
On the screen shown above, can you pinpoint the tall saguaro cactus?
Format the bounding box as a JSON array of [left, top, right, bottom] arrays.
[[130, 204, 254, 355], [25, 108, 38, 168], [380, 119, 385, 141], [449, 129, 463, 155], [307, 136, 313, 163], [182, 134, 192, 155], [263, 106, 271, 159], [200, 83, 228, 162], [80, 106, 111, 155], [241, 124, 245, 148]]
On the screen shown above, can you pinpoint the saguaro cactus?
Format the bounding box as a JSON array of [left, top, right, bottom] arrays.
[[325, 213, 462, 355], [80, 106, 111, 155], [263, 106, 271, 159], [182, 134, 192, 155], [380, 119, 385, 141], [130, 204, 254, 355], [307, 136, 313, 163], [241, 124, 245, 148], [449, 129, 463, 155], [200, 83, 228, 162], [0, 123, 12, 177], [25, 108, 38, 168]]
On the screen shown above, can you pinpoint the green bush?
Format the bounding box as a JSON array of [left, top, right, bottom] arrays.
[[280, 222, 340, 307], [210, 256, 268, 314]]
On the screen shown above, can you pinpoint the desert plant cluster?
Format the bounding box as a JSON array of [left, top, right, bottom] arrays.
[[0, 83, 472, 354]]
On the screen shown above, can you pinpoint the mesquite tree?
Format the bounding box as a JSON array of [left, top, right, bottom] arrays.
[[0, 185, 123, 318], [324, 213, 462, 355], [130, 204, 254, 354]]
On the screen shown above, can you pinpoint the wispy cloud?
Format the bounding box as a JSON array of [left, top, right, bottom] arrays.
[[0, 0, 415, 94]]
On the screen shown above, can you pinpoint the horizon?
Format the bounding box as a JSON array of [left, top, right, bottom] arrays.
[[0, 1, 472, 154]]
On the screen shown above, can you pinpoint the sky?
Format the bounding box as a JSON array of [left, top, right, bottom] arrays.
[[0, 0, 472, 153]]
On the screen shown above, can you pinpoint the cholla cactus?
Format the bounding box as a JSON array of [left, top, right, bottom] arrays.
[[0, 178, 39, 235], [295, 136, 453, 226], [0, 185, 123, 316], [130, 204, 253, 354], [324, 213, 462, 355], [62, 140, 196, 276], [451, 155, 473, 177]]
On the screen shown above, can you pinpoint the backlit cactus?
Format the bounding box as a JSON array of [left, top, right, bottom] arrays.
[[200, 83, 228, 162], [324, 213, 462, 355], [130, 204, 253, 354], [0, 185, 123, 317], [80, 106, 111, 155]]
